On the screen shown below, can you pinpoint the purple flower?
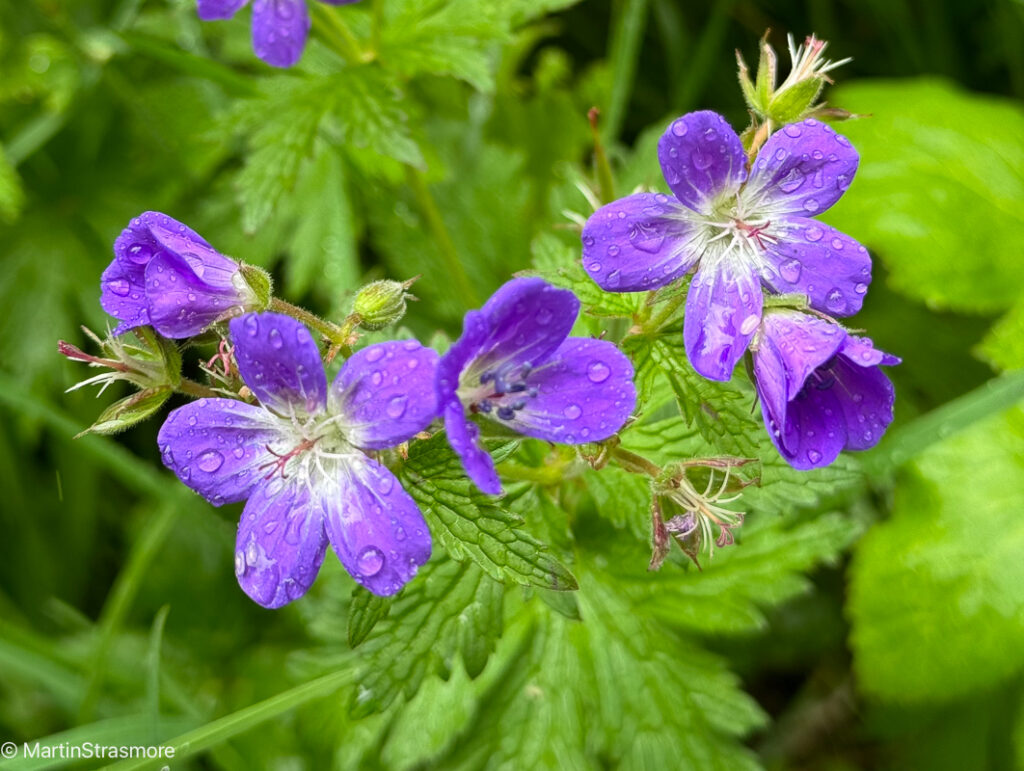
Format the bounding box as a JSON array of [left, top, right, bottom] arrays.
[[101, 212, 258, 339], [582, 112, 871, 382], [198, 0, 360, 68], [437, 278, 636, 494], [752, 309, 900, 470], [158, 312, 438, 605]]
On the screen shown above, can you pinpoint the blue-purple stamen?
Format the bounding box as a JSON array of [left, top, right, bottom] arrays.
[[473, 361, 538, 421]]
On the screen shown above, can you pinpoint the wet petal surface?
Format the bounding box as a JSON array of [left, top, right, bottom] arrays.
[[251, 0, 310, 68], [684, 261, 763, 381], [657, 111, 747, 214]]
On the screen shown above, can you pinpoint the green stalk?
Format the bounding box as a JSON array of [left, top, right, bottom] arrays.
[[603, 0, 650, 143], [270, 298, 349, 347], [177, 378, 222, 399], [405, 165, 480, 306], [311, 4, 366, 64], [106, 670, 353, 771]]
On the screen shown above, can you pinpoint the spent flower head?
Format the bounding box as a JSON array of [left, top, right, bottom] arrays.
[[158, 311, 439, 604]]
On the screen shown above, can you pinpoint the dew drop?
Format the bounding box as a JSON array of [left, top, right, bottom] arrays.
[[804, 225, 824, 242], [777, 168, 805, 193], [830, 237, 844, 250], [739, 314, 760, 335], [268, 328, 283, 349], [371, 370, 384, 386], [197, 450, 224, 473], [854, 282, 868, 295], [245, 541, 259, 566], [802, 198, 820, 213], [563, 404, 582, 420], [107, 278, 130, 297], [825, 289, 845, 311], [365, 346, 385, 363], [780, 259, 803, 283], [807, 449, 823, 464], [127, 243, 153, 264], [783, 123, 803, 138], [692, 149, 713, 171], [376, 474, 394, 495], [357, 546, 385, 577], [537, 307, 553, 325], [244, 315, 259, 336], [386, 395, 408, 419], [588, 262, 603, 273], [607, 244, 620, 257], [235, 551, 246, 576], [670, 119, 688, 137], [586, 360, 611, 384], [232, 446, 246, 460]]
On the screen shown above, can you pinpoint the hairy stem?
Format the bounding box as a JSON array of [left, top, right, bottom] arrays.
[[177, 378, 223, 400], [611, 446, 663, 477]]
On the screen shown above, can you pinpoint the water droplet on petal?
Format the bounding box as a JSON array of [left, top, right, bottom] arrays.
[[357, 546, 385, 577], [804, 225, 824, 242], [537, 307, 553, 325], [386, 395, 408, 419], [739, 314, 760, 335], [780, 259, 802, 283], [588, 262, 603, 273], [244, 315, 259, 336], [691, 149, 713, 170], [783, 123, 803, 138], [671, 119, 688, 137], [777, 168, 805, 193], [563, 404, 582, 420], [607, 244, 620, 257], [830, 238, 844, 250], [235, 551, 246, 576], [245, 541, 259, 566], [127, 243, 153, 264], [587, 360, 611, 383], [854, 282, 868, 295], [197, 450, 224, 473], [269, 328, 283, 349], [107, 278, 130, 297], [807, 449, 823, 464], [803, 198, 820, 213]]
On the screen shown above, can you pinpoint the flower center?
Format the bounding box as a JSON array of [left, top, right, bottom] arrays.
[[261, 411, 362, 484], [459, 360, 538, 422]]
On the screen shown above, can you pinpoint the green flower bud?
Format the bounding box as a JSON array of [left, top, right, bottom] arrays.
[[352, 278, 415, 331], [238, 263, 273, 311]]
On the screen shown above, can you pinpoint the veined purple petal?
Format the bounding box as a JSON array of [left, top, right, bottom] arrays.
[[684, 262, 763, 381], [444, 278, 578, 388], [507, 338, 635, 443], [761, 218, 872, 317], [657, 111, 747, 215], [102, 212, 215, 335], [235, 480, 328, 608], [252, 0, 310, 68], [157, 398, 281, 505], [198, 0, 249, 19], [332, 341, 440, 450], [145, 252, 248, 338], [831, 354, 896, 451], [841, 335, 902, 368], [443, 400, 501, 495], [772, 382, 847, 470], [229, 313, 328, 416], [746, 119, 858, 216], [581, 193, 699, 292], [322, 457, 431, 596], [758, 311, 846, 402]]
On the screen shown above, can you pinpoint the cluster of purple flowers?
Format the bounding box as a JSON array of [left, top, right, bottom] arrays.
[[97, 215, 636, 606], [582, 111, 899, 469]]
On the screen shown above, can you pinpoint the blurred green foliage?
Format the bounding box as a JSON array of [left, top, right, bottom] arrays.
[[2, 0, 1024, 769]]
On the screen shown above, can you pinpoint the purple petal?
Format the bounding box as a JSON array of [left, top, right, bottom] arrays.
[[684, 262, 763, 381], [840, 335, 902, 368], [758, 311, 847, 402], [251, 0, 310, 68], [198, 0, 249, 19], [507, 338, 635, 443], [145, 252, 247, 338], [831, 353, 896, 451], [770, 383, 847, 470], [332, 341, 440, 450], [439, 279, 578, 396], [322, 457, 431, 596], [102, 212, 215, 335], [229, 313, 328, 415], [746, 119, 858, 217], [235, 480, 328, 608], [761, 218, 872, 316], [443, 400, 501, 495], [157, 398, 281, 505], [581, 193, 700, 292], [657, 111, 747, 215]]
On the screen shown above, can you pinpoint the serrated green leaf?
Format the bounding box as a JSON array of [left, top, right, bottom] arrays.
[[399, 432, 578, 590], [849, 403, 1024, 703], [330, 65, 423, 168], [826, 79, 1024, 313], [347, 588, 393, 648], [350, 555, 503, 717]]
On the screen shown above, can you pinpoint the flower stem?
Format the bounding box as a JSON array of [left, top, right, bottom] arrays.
[[644, 289, 686, 333], [177, 378, 222, 400], [611, 446, 663, 477], [404, 164, 480, 306], [270, 298, 346, 344], [310, 5, 365, 63]]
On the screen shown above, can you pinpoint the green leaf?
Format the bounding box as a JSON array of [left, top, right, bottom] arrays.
[[849, 403, 1024, 703], [398, 432, 578, 591], [0, 142, 25, 224], [350, 555, 503, 717], [976, 293, 1024, 372], [438, 567, 765, 770], [347, 588, 393, 648], [826, 79, 1024, 313]]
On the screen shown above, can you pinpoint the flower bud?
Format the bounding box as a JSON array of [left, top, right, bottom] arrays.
[[352, 278, 416, 331]]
